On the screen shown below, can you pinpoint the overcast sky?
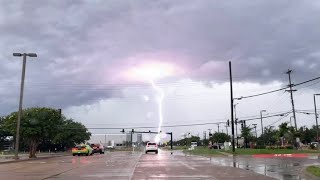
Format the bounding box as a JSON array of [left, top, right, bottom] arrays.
[[1, 1, 320, 141]]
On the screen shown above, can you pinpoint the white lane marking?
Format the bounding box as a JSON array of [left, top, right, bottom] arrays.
[[150, 175, 217, 179], [179, 161, 196, 170], [129, 152, 143, 180]]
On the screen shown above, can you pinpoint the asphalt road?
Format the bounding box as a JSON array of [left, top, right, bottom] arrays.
[[0, 150, 273, 180]]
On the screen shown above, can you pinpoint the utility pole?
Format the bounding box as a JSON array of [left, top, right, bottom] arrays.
[[314, 94, 320, 148], [235, 119, 239, 148], [252, 124, 258, 138], [234, 103, 239, 148], [260, 110, 266, 135], [286, 69, 297, 130], [208, 129, 212, 137], [225, 125, 229, 135], [229, 61, 235, 153], [131, 129, 134, 147], [12, 53, 37, 160], [217, 124, 220, 133]]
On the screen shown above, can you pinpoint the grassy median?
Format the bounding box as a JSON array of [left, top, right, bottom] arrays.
[[181, 147, 320, 156], [231, 149, 320, 155], [306, 166, 320, 177], [183, 147, 224, 156]]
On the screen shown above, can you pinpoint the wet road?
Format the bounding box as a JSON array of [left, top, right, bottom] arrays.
[[206, 154, 320, 180], [0, 150, 272, 180]]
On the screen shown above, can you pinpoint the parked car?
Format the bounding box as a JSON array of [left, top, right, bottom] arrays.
[[91, 144, 105, 154], [72, 145, 93, 156], [145, 142, 158, 154]]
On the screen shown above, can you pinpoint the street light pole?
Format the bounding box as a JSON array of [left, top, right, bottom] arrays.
[[290, 116, 294, 127], [260, 110, 266, 135], [314, 94, 320, 147], [13, 53, 37, 160]]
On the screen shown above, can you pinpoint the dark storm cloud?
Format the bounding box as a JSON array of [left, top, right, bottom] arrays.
[[0, 0, 320, 114]]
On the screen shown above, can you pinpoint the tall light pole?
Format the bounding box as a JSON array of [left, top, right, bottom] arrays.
[[290, 116, 294, 127], [13, 53, 37, 159], [260, 110, 267, 135], [314, 94, 320, 147]]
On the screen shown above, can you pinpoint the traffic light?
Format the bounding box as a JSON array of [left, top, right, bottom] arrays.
[[209, 133, 212, 137], [121, 129, 125, 133], [226, 119, 230, 126], [132, 129, 134, 133]]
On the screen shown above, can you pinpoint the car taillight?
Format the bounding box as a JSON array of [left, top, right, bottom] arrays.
[[82, 148, 86, 150], [72, 148, 77, 151]]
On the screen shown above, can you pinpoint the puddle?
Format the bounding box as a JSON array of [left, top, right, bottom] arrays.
[[208, 156, 320, 180]]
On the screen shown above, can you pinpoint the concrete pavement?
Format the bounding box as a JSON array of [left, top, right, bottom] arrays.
[[0, 150, 273, 180]]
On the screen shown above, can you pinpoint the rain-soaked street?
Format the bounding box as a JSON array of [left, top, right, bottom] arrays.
[[0, 150, 274, 180], [198, 153, 320, 180]]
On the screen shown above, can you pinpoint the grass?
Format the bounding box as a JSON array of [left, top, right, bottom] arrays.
[[306, 166, 320, 177], [231, 148, 320, 155], [184, 147, 224, 156], [180, 146, 320, 156], [162, 146, 188, 150]]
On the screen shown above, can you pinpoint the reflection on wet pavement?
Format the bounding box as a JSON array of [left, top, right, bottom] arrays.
[[206, 155, 320, 180]]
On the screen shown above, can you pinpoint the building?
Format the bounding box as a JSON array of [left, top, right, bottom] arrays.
[[137, 134, 142, 146], [88, 133, 131, 148]]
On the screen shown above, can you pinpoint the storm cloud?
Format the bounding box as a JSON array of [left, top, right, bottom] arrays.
[[1, 0, 320, 115]]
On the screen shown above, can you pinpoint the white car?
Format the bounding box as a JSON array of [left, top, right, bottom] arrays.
[[145, 142, 158, 154]]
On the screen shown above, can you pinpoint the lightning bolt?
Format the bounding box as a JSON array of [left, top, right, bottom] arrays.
[[150, 79, 164, 143]]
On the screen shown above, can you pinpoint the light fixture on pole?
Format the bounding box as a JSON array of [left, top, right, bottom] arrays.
[[13, 53, 37, 159]]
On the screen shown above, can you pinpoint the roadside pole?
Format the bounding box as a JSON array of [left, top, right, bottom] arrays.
[[229, 61, 235, 153]]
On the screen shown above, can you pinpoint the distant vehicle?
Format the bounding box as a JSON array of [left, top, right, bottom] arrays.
[[145, 142, 158, 154], [107, 145, 114, 149], [310, 142, 318, 148], [191, 142, 197, 147], [91, 144, 105, 154], [107, 140, 115, 149], [72, 145, 93, 156]]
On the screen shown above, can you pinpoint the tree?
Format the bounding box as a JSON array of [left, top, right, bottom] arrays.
[[241, 125, 255, 148], [2, 107, 64, 158], [257, 127, 278, 146], [53, 119, 91, 149], [210, 132, 230, 143], [277, 122, 295, 146], [2, 107, 90, 158]]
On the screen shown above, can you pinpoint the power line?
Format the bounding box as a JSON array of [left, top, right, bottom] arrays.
[[238, 111, 291, 122], [84, 121, 227, 130], [235, 75, 320, 100], [255, 113, 290, 132]]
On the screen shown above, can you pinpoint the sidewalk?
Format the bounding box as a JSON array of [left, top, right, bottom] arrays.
[[0, 152, 69, 164]]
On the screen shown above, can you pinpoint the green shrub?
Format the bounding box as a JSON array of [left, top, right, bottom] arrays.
[[254, 145, 266, 149]]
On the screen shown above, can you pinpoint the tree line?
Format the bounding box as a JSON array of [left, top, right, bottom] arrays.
[[172, 122, 318, 149], [0, 107, 91, 158]]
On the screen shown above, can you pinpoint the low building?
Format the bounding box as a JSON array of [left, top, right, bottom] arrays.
[[88, 133, 131, 148]]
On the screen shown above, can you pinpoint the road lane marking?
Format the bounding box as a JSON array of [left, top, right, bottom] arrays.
[[179, 161, 196, 170], [129, 152, 143, 180]]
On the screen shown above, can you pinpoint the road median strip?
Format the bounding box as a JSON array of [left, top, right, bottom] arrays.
[[0, 153, 68, 164]]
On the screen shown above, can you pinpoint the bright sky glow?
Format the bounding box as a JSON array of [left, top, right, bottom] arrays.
[[126, 62, 175, 81]]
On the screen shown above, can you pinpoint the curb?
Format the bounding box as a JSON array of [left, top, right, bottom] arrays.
[[0, 154, 69, 164]]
